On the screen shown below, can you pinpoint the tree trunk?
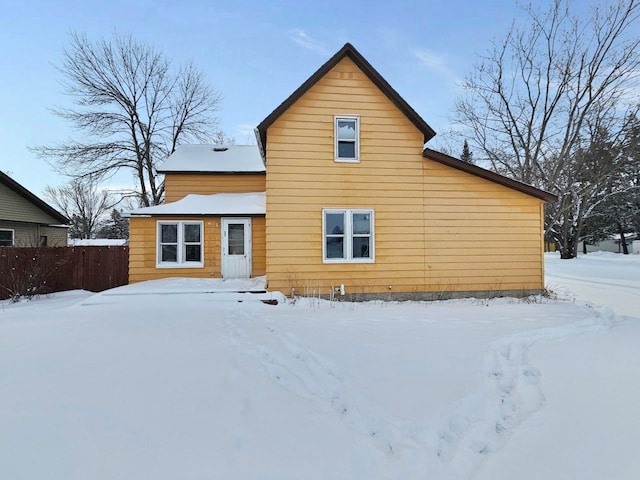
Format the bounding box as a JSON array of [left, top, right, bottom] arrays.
[[559, 231, 579, 259], [617, 222, 629, 254], [560, 243, 573, 259]]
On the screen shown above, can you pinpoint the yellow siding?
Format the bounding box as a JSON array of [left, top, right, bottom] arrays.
[[421, 159, 544, 292], [164, 173, 265, 202], [128, 216, 266, 283], [265, 56, 545, 296], [252, 216, 266, 277]]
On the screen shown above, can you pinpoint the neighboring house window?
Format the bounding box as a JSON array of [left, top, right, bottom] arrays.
[[335, 116, 359, 162], [157, 221, 203, 267], [0, 229, 14, 246], [323, 209, 374, 262]]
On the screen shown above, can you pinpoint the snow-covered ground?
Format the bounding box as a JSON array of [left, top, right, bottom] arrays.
[[1, 252, 638, 479]]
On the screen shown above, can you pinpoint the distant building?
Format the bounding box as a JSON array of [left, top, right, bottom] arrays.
[[0, 171, 68, 246], [584, 234, 638, 254]]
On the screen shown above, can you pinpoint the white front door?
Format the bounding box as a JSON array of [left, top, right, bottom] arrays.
[[221, 218, 252, 278]]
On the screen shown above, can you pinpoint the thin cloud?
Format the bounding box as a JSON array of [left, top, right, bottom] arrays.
[[235, 123, 258, 145], [290, 29, 330, 56], [375, 27, 402, 48], [413, 48, 460, 83]]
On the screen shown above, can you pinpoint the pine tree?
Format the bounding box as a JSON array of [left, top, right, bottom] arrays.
[[582, 113, 640, 254], [460, 140, 473, 163], [97, 209, 130, 239]]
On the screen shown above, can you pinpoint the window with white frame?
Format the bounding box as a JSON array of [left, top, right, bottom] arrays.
[[335, 116, 359, 162], [0, 229, 14, 246], [157, 221, 203, 267], [323, 209, 374, 262]]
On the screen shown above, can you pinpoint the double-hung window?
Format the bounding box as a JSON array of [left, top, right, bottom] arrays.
[[157, 221, 203, 267], [0, 229, 14, 246], [323, 209, 374, 263], [335, 116, 359, 162]]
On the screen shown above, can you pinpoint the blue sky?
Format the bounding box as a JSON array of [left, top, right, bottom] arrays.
[[1, 0, 534, 197]]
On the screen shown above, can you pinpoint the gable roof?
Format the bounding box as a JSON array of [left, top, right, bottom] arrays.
[[423, 148, 557, 203], [0, 170, 69, 224], [159, 145, 265, 174], [256, 43, 436, 157]]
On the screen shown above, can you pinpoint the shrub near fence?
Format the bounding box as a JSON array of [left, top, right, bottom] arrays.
[[0, 246, 129, 300]]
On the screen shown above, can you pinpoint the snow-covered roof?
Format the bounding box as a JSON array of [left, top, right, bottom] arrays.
[[127, 192, 266, 216], [159, 145, 265, 173], [68, 239, 128, 246]]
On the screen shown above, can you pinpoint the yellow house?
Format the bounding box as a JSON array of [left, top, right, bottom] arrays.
[[128, 43, 556, 299]]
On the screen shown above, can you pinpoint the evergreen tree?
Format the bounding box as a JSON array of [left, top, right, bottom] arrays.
[[582, 113, 640, 253], [460, 140, 473, 163], [97, 209, 130, 239]]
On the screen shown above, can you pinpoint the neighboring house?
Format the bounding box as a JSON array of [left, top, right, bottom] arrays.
[[129, 43, 556, 299], [0, 171, 68, 247], [583, 234, 638, 254]]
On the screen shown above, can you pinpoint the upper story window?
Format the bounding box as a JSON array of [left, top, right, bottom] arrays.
[[0, 229, 14, 246], [335, 116, 359, 162], [157, 221, 203, 268]]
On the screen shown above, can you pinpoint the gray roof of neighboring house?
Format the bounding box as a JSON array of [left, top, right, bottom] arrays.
[[158, 145, 265, 174], [0, 170, 69, 224]]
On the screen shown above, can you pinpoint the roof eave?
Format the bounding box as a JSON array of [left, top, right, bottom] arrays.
[[422, 148, 558, 203], [254, 127, 266, 165], [129, 213, 266, 217], [158, 170, 266, 175], [0, 171, 69, 224]]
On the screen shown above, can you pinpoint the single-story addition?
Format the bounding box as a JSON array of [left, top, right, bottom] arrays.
[[0, 170, 68, 247], [128, 43, 556, 299]]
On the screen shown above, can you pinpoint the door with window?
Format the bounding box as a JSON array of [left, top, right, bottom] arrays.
[[221, 218, 252, 278]]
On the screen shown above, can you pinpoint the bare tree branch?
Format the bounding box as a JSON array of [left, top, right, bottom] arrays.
[[454, 0, 640, 258], [32, 32, 222, 206], [45, 178, 119, 239]]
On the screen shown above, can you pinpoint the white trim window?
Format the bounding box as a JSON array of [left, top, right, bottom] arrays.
[[334, 115, 360, 162], [157, 221, 204, 267], [0, 229, 14, 246], [323, 209, 374, 263]]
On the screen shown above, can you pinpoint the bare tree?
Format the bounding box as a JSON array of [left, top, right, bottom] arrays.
[[455, 0, 640, 258], [45, 178, 118, 239], [33, 32, 222, 206], [581, 112, 640, 252]]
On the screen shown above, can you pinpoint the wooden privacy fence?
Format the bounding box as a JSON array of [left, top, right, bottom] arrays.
[[0, 246, 129, 300]]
